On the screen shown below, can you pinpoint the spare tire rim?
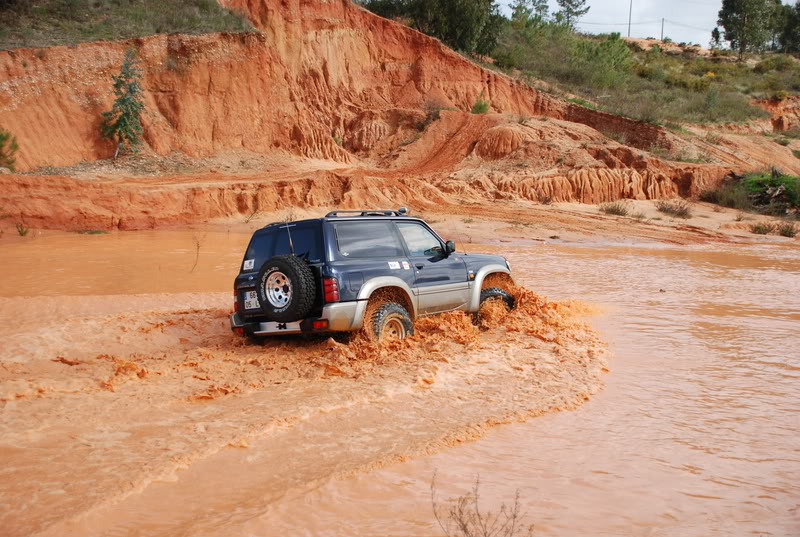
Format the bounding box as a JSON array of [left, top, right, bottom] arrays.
[[265, 271, 293, 308], [381, 317, 406, 340]]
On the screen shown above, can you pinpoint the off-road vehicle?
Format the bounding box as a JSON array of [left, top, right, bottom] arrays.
[[230, 209, 515, 341]]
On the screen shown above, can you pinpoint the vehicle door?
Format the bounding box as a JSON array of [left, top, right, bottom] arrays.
[[328, 220, 417, 306], [395, 221, 469, 314]]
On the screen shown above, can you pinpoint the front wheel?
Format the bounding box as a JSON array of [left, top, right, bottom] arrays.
[[371, 303, 414, 341]]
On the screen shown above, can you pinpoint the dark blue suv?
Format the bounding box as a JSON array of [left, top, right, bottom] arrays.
[[230, 209, 515, 341]]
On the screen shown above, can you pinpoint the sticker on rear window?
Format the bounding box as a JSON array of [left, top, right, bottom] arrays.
[[243, 259, 255, 270], [388, 261, 401, 269]]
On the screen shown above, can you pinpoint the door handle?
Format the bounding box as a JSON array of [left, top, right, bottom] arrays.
[[415, 263, 424, 270]]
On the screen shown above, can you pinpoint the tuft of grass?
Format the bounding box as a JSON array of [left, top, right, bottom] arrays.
[[631, 211, 647, 222], [749, 222, 775, 234], [601, 129, 627, 144], [599, 200, 630, 216], [778, 222, 797, 237], [0, 0, 255, 50], [73, 229, 108, 235], [462, 217, 474, 224], [471, 93, 490, 114], [15, 222, 29, 236], [655, 199, 692, 218], [566, 97, 598, 110]]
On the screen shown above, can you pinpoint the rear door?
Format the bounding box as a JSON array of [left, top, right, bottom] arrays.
[[395, 221, 469, 314]]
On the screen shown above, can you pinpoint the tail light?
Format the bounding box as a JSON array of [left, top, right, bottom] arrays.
[[322, 277, 340, 303], [233, 288, 240, 313]]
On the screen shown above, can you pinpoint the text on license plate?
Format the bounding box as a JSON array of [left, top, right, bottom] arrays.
[[244, 291, 260, 310]]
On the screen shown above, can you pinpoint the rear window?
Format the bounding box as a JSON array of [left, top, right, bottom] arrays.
[[242, 222, 323, 271], [333, 221, 405, 258]]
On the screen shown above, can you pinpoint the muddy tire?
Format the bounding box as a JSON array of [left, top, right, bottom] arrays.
[[371, 303, 414, 341], [480, 287, 515, 310], [256, 255, 316, 323]]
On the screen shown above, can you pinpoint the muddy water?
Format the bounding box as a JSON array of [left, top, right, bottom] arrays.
[[262, 242, 800, 536], [2, 232, 799, 536], [0, 230, 248, 296]]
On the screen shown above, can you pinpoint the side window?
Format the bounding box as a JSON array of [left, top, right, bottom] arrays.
[[397, 223, 443, 257], [334, 221, 405, 258]]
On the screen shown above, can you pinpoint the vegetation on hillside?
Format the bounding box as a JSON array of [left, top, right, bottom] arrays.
[[0, 0, 254, 50], [101, 49, 146, 158], [701, 171, 800, 217], [0, 128, 18, 172]]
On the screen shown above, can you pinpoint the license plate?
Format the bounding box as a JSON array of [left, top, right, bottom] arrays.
[[259, 321, 301, 333], [244, 291, 260, 310]]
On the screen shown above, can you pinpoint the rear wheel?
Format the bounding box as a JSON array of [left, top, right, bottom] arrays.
[[371, 303, 414, 341]]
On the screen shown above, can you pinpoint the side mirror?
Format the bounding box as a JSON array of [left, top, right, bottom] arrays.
[[445, 240, 456, 256]]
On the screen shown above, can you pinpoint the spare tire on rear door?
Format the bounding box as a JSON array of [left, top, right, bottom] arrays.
[[256, 255, 316, 323]]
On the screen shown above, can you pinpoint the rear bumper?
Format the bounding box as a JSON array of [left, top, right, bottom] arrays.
[[230, 301, 361, 336]]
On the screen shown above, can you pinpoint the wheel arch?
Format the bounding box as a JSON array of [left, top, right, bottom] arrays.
[[469, 265, 513, 312], [351, 277, 417, 330]]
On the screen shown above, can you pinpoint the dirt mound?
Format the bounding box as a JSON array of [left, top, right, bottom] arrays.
[[0, 286, 607, 536]]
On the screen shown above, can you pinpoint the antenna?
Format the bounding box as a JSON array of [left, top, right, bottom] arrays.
[[283, 213, 296, 256]]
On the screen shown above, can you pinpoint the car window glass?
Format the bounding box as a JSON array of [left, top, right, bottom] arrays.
[[334, 221, 405, 258], [273, 224, 323, 262], [397, 222, 443, 257]]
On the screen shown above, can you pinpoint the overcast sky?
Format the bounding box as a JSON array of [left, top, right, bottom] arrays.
[[499, 0, 727, 46]]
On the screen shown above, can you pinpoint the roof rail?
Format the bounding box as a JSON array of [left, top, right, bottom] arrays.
[[325, 208, 409, 218]]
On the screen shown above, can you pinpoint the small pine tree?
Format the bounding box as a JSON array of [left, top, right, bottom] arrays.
[[556, 0, 590, 29], [0, 128, 18, 172], [101, 48, 145, 158]]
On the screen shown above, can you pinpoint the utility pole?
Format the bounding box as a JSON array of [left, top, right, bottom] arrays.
[[661, 18, 664, 41], [628, 0, 633, 37]]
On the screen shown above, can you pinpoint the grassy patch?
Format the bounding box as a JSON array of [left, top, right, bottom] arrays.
[[599, 200, 630, 216], [566, 97, 598, 110], [655, 199, 692, 218], [0, 0, 255, 50], [778, 222, 798, 237], [73, 229, 109, 235], [749, 222, 775, 235]]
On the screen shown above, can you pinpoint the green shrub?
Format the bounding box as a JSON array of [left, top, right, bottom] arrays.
[[699, 181, 753, 211], [754, 55, 794, 74], [599, 200, 630, 216], [776, 137, 791, 146], [778, 222, 798, 237], [749, 222, 775, 234], [0, 127, 18, 171], [655, 199, 692, 218], [793, 149, 800, 159], [471, 93, 490, 114], [101, 49, 145, 158]]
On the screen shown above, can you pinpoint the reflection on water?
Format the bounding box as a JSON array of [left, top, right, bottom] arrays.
[[262, 241, 800, 537]]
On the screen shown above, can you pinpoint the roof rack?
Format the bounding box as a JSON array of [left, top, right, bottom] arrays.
[[325, 208, 409, 218]]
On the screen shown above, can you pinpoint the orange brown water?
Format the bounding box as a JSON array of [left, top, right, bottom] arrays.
[[1, 232, 798, 536], [256, 242, 800, 536]]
